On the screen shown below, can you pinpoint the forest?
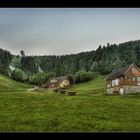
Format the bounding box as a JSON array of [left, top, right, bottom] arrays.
[[0, 39, 140, 85]]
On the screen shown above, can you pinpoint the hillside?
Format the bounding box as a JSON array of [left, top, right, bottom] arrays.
[[0, 74, 32, 91], [0, 75, 140, 131], [69, 75, 106, 95]]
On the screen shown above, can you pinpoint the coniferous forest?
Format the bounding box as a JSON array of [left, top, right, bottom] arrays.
[[1, 39, 140, 85]]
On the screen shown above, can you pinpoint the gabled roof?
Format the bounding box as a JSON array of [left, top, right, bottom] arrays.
[[47, 76, 68, 84], [106, 64, 138, 80]]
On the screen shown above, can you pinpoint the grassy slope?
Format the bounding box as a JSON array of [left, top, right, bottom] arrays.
[[0, 74, 32, 91], [69, 75, 106, 95], [0, 74, 140, 131]]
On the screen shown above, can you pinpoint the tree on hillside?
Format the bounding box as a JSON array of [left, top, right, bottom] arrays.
[[0, 49, 12, 76], [90, 61, 99, 72], [28, 72, 55, 85], [2, 39, 140, 80], [20, 50, 25, 57], [11, 68, 27, 82], [74, 70, 93, 84], [67, 74, 74, 84], [95, 45, 102, 62]]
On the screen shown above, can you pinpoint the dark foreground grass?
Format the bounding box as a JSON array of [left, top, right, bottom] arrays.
[[0, 75, 140, 131]]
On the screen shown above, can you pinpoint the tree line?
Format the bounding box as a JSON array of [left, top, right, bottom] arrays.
[[1, 39, 140, 85]]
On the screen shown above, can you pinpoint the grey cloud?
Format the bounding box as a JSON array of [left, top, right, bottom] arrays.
[[0, 8, 140, 55]]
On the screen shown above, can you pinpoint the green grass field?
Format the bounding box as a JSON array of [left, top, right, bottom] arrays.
[[0, 74, 140, 131], [0, 74, 32, 91]]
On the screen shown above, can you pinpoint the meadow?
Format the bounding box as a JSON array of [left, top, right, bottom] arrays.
[[0, 74, 140, 131]]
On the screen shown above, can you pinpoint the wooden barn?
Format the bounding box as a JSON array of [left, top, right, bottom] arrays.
[[106, 63, 140, 95], [42, 76, 70, 89]]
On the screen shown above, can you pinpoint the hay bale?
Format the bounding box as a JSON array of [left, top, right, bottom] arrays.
[[68, 91, 76, 96], [60, 90, 66, 94]]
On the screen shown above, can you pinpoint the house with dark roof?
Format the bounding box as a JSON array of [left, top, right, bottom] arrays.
[[42, 76, 70, 89], [106, 63, 140, 95]]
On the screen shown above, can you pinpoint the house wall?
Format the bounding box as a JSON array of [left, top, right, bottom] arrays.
[[48, 83, 58, 88], [46, 79, 70, 89], [125, 65, 140, 76], [106, 65, 140, 94], [60, 80, 70, 88], [107, 65, 140, 88], [107, 85, 140, 94], [124, 85, 140, 94], [107, 88, 115, 94], [107, 86, 120, 94], [124, 65, 140, 85]]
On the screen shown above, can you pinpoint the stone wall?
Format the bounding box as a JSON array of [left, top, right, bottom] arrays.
[[107, 88, 114, 94], [123, 85, 140, 94], [107, 85, 140, 94]]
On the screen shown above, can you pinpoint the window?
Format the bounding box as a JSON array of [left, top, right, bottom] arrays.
[[112, 79, 119, 86], [137, 77, 140, 81], [137, 77, 140, 85], [112, 80, 115, 86]]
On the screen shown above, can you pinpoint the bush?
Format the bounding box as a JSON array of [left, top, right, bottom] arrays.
[[28, 72, 46, 85], [28, 72, 55, 85], [74, 70, 93, 84], [11, 68, 27, 82]]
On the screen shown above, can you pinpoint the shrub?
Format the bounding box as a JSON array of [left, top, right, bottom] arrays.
[[28, 72, 55, 85], [11, 68, 27, 82], [74, 70, 93, 84]]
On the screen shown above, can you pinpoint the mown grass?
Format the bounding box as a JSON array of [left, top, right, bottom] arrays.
[[0, 74, 140, 131]]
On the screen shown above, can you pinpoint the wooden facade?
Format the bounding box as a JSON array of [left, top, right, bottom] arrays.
[[106, 64, 140, 95]]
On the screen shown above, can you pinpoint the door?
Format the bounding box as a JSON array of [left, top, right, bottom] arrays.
[[120, 88, 124, 95]]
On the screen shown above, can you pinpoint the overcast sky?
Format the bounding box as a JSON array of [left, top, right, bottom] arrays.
[[0, 8, 140, 56]]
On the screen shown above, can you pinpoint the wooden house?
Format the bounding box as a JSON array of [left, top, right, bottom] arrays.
[[43, 76, 70, 89], [106, 63, 140, 95]]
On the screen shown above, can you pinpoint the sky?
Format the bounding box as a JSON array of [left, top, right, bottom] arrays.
[[0, 8, 140, 56]]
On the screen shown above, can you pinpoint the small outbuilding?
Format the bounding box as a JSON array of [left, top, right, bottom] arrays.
[[106, 63, 140, 95]]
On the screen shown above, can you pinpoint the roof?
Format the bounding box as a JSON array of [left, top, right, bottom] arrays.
[[106, 64, 134, 80], [47, 76, 68, 84]]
